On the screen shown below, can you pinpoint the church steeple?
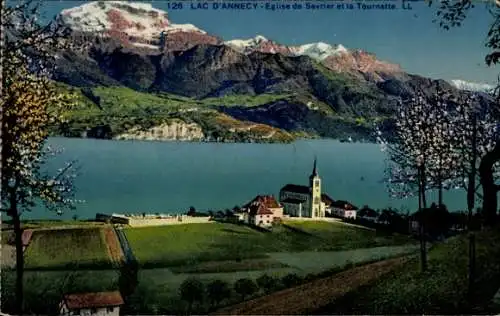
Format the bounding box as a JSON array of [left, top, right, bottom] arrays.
[[309, 156, 321, 218], [311, 156, 318, 178]]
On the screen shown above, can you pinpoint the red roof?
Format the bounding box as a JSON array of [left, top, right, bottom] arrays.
[[22, 230, 33, 247], [248, 203, 274, 216], [244, 195, 281, 209], [63, 291, 124, 309]]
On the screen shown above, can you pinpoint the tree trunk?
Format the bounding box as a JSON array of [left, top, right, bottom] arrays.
[[12, 208, 24, 315], [479, 141, 500, 226], [418, 165, 428, 272], [468, 233, 476, 301], [438, 175, 443, 207], [467, 113, 478, 298]]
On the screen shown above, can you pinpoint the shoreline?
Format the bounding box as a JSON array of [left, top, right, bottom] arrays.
[[48, 135, 376, 145]]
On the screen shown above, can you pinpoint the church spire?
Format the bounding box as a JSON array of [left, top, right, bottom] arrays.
[[311, 156, 318, 177]]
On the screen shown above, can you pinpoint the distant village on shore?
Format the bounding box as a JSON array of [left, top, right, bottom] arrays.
[[96, 159, 470, 237]]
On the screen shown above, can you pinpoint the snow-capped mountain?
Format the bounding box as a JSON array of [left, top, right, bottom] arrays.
[[58, 1, 218, 50], [291, 42, 348, 60], [225, 36, 348, 60], [224, 35, 403, 81], [59, 1, 205, 36], [449, 79, 495, 93], [57, 1, 403, 80]]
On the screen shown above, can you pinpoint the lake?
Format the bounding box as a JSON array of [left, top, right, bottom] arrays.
[[25, 137, 468, 220]]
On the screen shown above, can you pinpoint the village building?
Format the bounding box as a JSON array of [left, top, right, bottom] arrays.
[[279, 158, 334, 218], [241, 195, 284, 227], [357, 206, 379, 222], [330, 200, 358, 219], [59, 291, 124, 316]]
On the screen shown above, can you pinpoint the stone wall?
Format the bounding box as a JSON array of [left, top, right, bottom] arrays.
[[127, 216, 212, 227]]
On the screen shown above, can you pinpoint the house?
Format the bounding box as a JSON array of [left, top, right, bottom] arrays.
[[242, 195, 284, 224], [59, 291, 124, 316], [321, 193, 334, 215], [357, 206, 379, 222], [280, 158, 330, 218], [330, 200, 358, 219], [248, 203, 274, 228]]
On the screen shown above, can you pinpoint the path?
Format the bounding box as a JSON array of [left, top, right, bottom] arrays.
[[212, 256, 409, 315], [113, 225, 137, 264], [103, 226, 125, 266]]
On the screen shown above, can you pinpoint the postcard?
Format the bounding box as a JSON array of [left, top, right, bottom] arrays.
[[1, 0, 500, 314]]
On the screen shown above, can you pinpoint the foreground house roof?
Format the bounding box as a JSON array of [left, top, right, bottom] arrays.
[[63, 291, 124, 309], [280, 184, 310, 194]]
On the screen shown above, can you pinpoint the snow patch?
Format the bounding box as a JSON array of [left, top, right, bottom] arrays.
[[292, 42, 348, 60], [449, 79, 495, 93], [225, 35, 349, 60], [225, 35, 269, 52], [59, 1, 206, 41]]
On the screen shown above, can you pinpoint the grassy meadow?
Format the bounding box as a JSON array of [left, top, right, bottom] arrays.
[[125, 221, 414, 269], [317, 228, 500, 314], [24, 227, 112, 270]]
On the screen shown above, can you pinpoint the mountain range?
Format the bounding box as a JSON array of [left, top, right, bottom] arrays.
[[45, 1, 495, 143]]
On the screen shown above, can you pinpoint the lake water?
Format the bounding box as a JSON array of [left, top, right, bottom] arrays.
[[26, 137, 468, 220]]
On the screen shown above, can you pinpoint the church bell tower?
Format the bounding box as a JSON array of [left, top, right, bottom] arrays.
[[309, 157, 321, 218]]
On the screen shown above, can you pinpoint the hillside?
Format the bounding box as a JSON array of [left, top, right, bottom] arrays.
[[35, 1, 494, 143]]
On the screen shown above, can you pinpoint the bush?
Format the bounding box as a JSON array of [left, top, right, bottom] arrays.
[[234, 278, 258, 300], [179, 277, 204, 311], [281, 273, 302, 288], [256, 274, 279, 293], [206, 279, 231, 307]]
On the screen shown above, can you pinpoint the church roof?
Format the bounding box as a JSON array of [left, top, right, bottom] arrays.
[[321, 193, 334, 206], [280, 184, 310, 194], [281, 198, 305, 204]]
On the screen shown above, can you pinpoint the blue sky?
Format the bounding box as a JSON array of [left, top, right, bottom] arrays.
[[39, 0, 498, 84]]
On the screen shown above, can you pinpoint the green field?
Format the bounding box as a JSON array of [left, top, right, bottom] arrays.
[[24, 228, 111, 270], [282, 220, 412, 250], [1, 221, 419, 315], [319, 229, 500, 314], [125, 221, 414, 268]]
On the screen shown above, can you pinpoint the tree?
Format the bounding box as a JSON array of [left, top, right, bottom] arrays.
[[1, 1, 85, 313], [256, 274, 278, 293], [428, 0, 500, 226], [428, 0, 500, 298], [233, 278, 258, 301], [281, 273, 302, 288], [179, 277, 205, 312], [377, 89, 460, 271], [187, 206, 196, 216], [118, 260, 139, 313], [206, 279, 231, 307]]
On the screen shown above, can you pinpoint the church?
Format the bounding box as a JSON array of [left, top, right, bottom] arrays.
[[279, 158, 333, 218]]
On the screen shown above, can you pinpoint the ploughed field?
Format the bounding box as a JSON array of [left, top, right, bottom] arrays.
[[24, 227, 113, 270]]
